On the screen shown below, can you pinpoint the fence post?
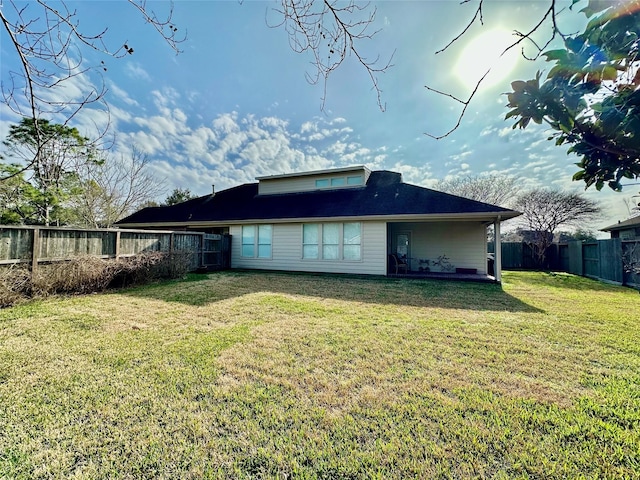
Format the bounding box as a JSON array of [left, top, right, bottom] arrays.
[[201, 233, 205, 268], [31, 227, 40, 274], [115, 230, 121, 260]]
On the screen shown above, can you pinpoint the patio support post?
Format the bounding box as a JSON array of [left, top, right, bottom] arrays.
[[494, 216, 502, 282]]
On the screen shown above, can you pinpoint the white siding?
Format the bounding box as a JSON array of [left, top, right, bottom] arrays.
[[389, 222, 487, 274], [230, 221, 387, 275], [258, 167, 370, 195]]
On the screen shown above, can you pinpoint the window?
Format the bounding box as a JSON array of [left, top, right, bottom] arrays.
[[302, 223, 361, 261], [315, 174, 364, 189], [322, 223, 340, 259], [241, 226, 255, 257], [241, 225, 272, 258], [347, 175, 363, 185], [620, 229, 636, 240], [343, 222, 361, 260], [258, 225, 272, 258], [302, 224, 319, 259]]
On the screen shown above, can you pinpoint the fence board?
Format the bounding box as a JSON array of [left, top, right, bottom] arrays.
[[488, 238, 637, 288], [0, 228, 33, 262], [118, 232, 170, 255], [558, 244, 570, 271], [0, 226, 209, 272], [567, 241, 583, 276], [582, 242, 599, 278], [598, 239, 623, 284]]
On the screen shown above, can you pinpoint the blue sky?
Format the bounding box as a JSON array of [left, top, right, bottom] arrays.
[[1, 0, 638, 230]]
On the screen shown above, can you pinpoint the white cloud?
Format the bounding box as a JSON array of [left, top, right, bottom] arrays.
[[108, 94, 381, 196], [391, 162, 433, 187], [300, 121, 316, 134], [109, 83, 139, 107], [212, 112, 240, 135], [125, 62, 151, 81]]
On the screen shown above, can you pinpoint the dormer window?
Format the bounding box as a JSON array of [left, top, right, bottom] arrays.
[[313, 174, 363, 189], [347, 175, 363, 185], [257, 166, 370, 195]]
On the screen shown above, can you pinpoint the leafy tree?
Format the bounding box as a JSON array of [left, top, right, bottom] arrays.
[[163, 188, 196, 206], [505, 0, 640, 191], [2, 118, 98, 225], [0, 163, 39, 224], [514, 188, 601, 266], [434, 174, 520, 208]]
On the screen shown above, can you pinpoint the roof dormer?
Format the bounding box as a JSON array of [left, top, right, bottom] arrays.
[[256, 165, 371, 195]]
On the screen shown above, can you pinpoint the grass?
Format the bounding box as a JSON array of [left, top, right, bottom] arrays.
[[1, 271, 639, 479]]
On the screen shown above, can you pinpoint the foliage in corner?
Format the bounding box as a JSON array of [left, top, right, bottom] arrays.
[[505, 0, 640, 191]]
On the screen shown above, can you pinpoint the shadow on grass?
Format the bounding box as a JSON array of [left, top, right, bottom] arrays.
[[121, 270, 543, 313]]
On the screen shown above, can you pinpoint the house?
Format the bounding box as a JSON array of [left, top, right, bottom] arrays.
[[601, 216, 640, 240], [116, 166, 521, 281]]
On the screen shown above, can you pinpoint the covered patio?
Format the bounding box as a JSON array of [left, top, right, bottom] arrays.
[[387, 216, 506, 282]]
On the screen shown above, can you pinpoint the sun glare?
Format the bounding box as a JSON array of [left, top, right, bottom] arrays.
[[455, 28, 519, 90]]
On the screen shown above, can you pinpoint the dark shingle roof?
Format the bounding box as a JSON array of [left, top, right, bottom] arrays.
[[117, 170, 520, 226], [601, 215, 640, 231]]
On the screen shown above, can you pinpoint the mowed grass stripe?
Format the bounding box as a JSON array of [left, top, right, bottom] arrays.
[[0, 271, 638, 478]]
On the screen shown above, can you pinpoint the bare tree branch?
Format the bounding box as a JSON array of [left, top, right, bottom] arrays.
[[435, 0, 484, 55], [69, 146, 167, 228], [0, 0, 185, 181], [425, 0, 564, 139], [268, 0, 393, 111], [435, 173, 521, 208]]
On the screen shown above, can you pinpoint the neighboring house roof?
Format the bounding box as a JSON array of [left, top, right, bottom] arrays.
[[601, 215, 640, 232], [117, 170, 521, 227]]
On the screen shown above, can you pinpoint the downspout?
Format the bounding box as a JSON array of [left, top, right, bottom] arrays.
[[494, 215, 502, 283]]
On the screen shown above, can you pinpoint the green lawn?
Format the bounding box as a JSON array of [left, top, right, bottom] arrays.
[[1, 271, 639, 479]]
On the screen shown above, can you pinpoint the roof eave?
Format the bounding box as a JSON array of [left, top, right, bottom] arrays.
[[116, 211, 521, 229]]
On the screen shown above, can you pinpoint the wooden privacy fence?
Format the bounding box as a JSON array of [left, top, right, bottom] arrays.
[[559, 239, 640, 288], [490, 239, 640, 288], [488, 242, 560, 270], [0, 226, 230, 272]]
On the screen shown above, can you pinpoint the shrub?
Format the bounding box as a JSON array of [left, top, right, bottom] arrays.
[[0, 251, 196, 307], [32, 256, 121, 296], [0, 264, 31, 308], [109, 251, 195, 288]]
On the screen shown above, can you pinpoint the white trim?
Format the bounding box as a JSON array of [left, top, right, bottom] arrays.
[[117, 211, 521, 230], [494, 217, 502, 282], [256, 165, 369, 181]]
